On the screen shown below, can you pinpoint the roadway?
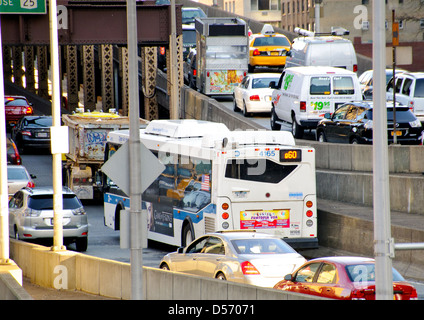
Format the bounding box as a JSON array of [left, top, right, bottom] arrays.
[[18, 135, 424, 300]]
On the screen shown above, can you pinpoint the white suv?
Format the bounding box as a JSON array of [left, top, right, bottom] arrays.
[[386, 72, 424, 123], [9, 186, 88, 251]]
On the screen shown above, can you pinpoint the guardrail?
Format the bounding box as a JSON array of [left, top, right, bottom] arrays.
[[8, 239, 326, 300]]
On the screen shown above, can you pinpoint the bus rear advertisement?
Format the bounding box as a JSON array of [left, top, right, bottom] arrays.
[[102, 120, 317, 249]]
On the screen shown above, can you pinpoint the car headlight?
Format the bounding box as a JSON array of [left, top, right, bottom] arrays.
[[364, 120, 373, 130], [409, 119, 422, 128], [72, 207, 86, 215]]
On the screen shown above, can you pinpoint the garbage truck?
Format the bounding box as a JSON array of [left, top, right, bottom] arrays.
[[62, 111, 149, 200]]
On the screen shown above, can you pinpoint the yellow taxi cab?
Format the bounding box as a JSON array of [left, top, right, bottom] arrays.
[[248, 24, 291, 73]]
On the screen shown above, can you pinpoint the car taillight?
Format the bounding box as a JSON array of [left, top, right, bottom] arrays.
[[250, 95, 260, 101], [408, 100, 414, 112], [410, 288, 418, 300], [241, 261, 260, 275], [26, 181, 35, 188], [253, 49, 260, 56], [353, 64, 358, 72], [300, 101, 306, 112]]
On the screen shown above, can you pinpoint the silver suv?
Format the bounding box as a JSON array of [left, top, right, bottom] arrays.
[[9, 186, 88, 251]]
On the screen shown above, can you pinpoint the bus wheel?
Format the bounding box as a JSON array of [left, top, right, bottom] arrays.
[[182, 223, 194, 247]]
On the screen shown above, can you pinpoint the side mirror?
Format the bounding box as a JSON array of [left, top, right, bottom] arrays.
[[177, 247, 185, 253], [324, 113, 332, 119], [286, 50, 292, 57], [284, 274, 293, 281]]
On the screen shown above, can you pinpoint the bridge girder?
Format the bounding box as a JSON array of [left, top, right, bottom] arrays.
[[1, 0, 182, 46]]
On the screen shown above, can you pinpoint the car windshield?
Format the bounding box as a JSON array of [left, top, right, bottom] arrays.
[[28, 194, 82, 210], [182, 9, 206, 24], [231, 238, 296, 254], [252, 77, 279, 89], [345, 263, 405, 282], [7, 167, 28, 180], [253, 36, 290, 47], [23, 117, 52, 127], [365, 108, 417, 121], [5, 98, 29, 106]]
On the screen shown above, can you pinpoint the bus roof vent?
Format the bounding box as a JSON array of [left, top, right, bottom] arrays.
[[145, 119, 230, 139], [202, 130, 296, 148]]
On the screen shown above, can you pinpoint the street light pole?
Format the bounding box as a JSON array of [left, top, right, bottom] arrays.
[[127, 0, 144, 300], [372, 0, 394, 300], [0, 17, 10, 264], [49, 0, 65, 251]]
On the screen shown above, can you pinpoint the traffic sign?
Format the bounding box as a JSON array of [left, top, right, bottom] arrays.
[[0, 0, 46, 14], [101, 140, 165, 197]]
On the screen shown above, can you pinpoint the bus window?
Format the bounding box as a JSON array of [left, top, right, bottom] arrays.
[[225, 159, 297, 183]]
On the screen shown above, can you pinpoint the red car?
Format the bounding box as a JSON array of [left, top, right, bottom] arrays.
[[273, 256, 418, 300], [5, 95, 33, 128]]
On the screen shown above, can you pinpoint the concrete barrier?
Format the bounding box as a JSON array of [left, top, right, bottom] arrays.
[[9, 239, 326, 300]]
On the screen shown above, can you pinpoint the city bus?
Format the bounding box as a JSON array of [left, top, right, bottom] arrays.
[[102, 119, 318, 249]]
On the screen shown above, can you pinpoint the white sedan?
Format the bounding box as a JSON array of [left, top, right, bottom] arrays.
[[233, 73, 280, 116], [159, 231, 306, 288]]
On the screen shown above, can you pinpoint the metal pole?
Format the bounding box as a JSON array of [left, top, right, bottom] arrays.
[[126, 0, 143, 300], [372, 0, 393, 300], [314, 1, 320, 33], [0, 16, 10, 264], [392, 10, 397, 144], [170, 0, 179, 119], [49, 0, 65, 251]]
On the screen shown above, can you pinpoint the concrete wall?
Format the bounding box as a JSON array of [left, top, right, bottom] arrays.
[[8, 239, 325, 300]]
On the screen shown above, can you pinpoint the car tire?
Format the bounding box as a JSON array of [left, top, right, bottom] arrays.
[[75, 237, 88, 252], [242, 101, 251, 117], [160, 263, 170, 271], [317, 131, 327, 142], [291, 116, 304, 139], [233, 95, 240, 112], [216, 272, 226, 281], [14, 226, 19, 240], [270, 107, 281, 131], [248, 64, 254, 73]]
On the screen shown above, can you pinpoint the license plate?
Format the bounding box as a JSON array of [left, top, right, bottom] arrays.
[[271, 51, 279, 56], [391, 130, 402, 136], [36, 132, 48, 138]]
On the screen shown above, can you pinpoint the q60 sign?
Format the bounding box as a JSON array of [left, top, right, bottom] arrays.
[[280, 149, 302, 162]]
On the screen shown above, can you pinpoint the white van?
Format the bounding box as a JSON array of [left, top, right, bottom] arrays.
[[386, 72, 424, 123], [270, 66, 363, 138], [285, 32, 358, 73]]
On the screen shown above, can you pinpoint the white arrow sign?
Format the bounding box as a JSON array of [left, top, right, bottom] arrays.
[[101, 141, 165, 196]]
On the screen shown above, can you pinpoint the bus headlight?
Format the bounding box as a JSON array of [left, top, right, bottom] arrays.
[[222, 222, 229, 229]]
